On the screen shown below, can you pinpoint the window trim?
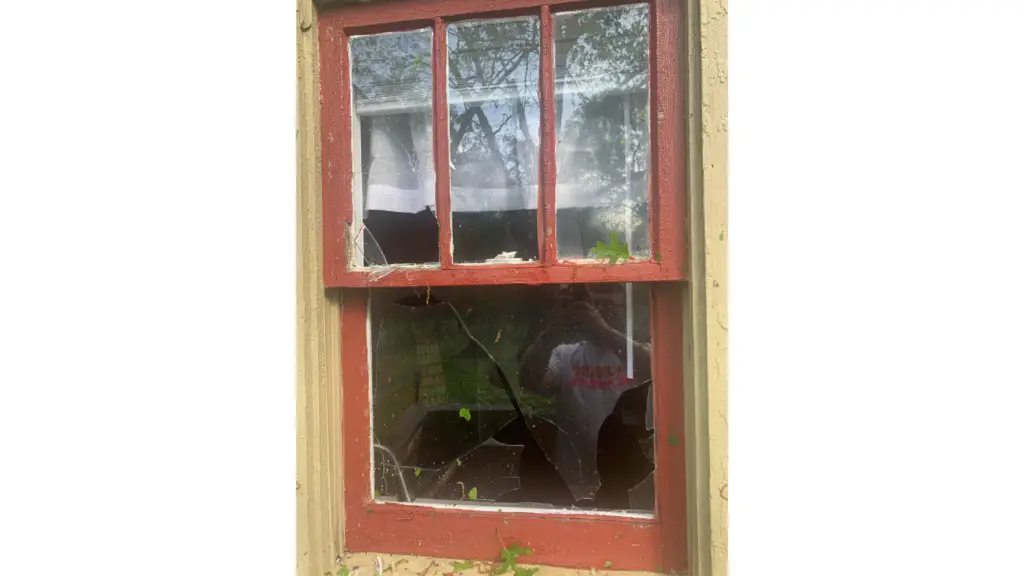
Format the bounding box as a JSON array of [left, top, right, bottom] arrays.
[[340, 283, 687, 572], [318, 0, 686, 288], [321, 0, 689, 571]]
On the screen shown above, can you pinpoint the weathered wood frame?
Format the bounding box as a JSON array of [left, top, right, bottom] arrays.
[[340, 283, 686, 571], [318, 0, 686, 288], [298, 0, 728, 573], [318, 0, 689, 571]]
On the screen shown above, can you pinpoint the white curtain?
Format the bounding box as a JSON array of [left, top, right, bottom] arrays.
[[356, 81, 644, 216]]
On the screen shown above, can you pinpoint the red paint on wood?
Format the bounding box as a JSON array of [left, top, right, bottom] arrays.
[[349, 503, 663, 572], [340, 282, 687, 572], [649, 0, 686, 276], [341, 289, 373, 515], [318, 0, 640, 29], [330, 260, 683, 288], [539, 5, 557, 265], [444, 6, 543, 23], [433, 18, 455, 269], [328, 1, 689, 570], [651, 282, 688, 573], [549, 0, 649, 13], [320, 0, 686, 288], [343, 20, 436, 37], [319, 13, 352, 284]]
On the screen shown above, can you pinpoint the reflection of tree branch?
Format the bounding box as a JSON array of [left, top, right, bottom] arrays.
[[487, 51, 531, 91], [451, 104, 516, 183], [493, 113, 515, 136], [450, 105, 478, 152], [450, 47, 529, 89], [472, 106, 506, 173], [456, 32, 535, 179], [446, 22, 545, 184], [515, 55, 537, 156], [513, 92, 533, 151], [461, 34, 532, 98], [511, 91, 535, 188]]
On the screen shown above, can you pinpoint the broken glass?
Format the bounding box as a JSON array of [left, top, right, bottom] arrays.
[[554, 5, 652, 261], [370, 282, 655, 513], [350, 29, 439, 267]]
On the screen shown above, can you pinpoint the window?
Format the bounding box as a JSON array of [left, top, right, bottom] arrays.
[[320, 0, 685, 571]]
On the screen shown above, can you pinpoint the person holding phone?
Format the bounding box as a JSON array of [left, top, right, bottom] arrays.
[[518, 284, 652, 501]]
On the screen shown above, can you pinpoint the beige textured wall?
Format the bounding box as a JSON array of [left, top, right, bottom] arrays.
[[296, 0, 727, 574], [297, 1, 345, 574], [682, 0, 728, 574]]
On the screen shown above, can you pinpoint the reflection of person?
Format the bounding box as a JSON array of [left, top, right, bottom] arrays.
[[518, 284, 651, 500]]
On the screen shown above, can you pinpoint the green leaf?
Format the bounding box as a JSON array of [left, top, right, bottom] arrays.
[[414, 468, 421, 477], [459, 407, 472, 421], [493, 543, 532, 575], [338, 566, 350, 576], [452, 560, 475, 572], [501, 544, 532, 562], [467, 487, 478, 500], [590, 232, 631, 265], [603, 561, 613, 568]]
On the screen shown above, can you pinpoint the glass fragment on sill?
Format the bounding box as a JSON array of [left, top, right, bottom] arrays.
[[484, 251, 522, 265], [350, 29, 440, 267], [370, 283, 655, 513], [554, 4, 652, 261], [447, 17, 541, 264]]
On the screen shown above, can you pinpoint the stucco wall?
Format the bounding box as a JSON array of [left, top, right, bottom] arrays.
[[296, 0, 727, 574], [297, 0, 345, 572], [683, 0, 727, 573]]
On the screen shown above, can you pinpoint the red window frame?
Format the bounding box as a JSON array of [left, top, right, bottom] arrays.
[[321, 0, 688, 571], [319, 0, 686, 288]]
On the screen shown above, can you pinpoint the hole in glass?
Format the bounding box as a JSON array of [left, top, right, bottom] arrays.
[[370, 283, 655, 513]]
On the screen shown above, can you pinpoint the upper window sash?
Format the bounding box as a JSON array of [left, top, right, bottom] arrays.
[[318, 0, 685, 288]]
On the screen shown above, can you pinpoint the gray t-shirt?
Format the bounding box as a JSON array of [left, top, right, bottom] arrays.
[[540, 341, 637, 499]]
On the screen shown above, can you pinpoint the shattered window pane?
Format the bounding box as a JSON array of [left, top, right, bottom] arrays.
[[350, 29, 439, 267], [447, 17, 541, 264], [370, 283, 655, 513], [554, 5, 652, 260]]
